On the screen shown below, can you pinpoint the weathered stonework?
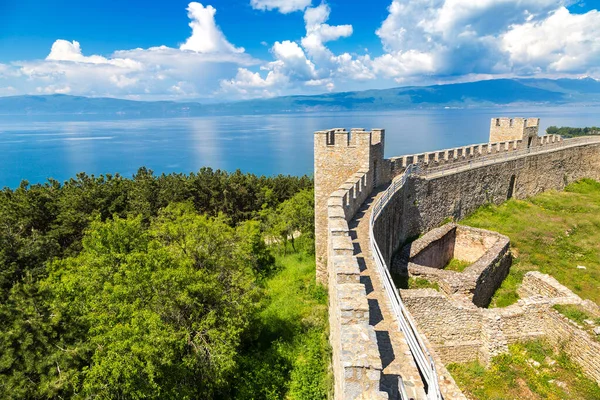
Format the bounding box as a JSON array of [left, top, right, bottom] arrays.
[[489, 117, 540, 145], [314, 118, 600, 399], [395, 223, 512, 307], [315, 128, 385, 284], [372, 137, 600, 271], [317, 130, 390, 399], [401, 271, 600, 384]]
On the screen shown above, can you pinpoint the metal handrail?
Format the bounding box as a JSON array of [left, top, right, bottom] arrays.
[[369, 164, 442, 400], [368, 135, 600, 400]]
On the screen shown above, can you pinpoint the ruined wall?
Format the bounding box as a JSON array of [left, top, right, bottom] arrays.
[[316, 123, 600, 398], [401, 289, 483, 364], [544, 310, 600, 384], [402, 272, 600, 378], [519, 271, 582, 299], [454, 226, 498, 263], [409, 224, 456, 269]]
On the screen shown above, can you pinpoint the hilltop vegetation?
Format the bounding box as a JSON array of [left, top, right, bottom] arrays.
[[461, 179, 600, 308], [546, 126, 600, 138], [0, 169, 329, 399]]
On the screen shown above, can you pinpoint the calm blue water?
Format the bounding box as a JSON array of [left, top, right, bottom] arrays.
[[1, 106, 599, 188]]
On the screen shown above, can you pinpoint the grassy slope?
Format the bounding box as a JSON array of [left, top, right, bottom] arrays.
[[234, 252, 331, 399], [460, 179, 600, 307], [448, 340, 600, 400]]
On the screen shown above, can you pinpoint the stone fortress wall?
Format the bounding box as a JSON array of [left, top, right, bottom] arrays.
[[315, 128, 389, 399], [314, 118, 600, 399], [372, 136, 600, 269]]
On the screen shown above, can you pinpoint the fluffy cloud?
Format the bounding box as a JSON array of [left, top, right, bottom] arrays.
[[180, 3, 244, 53], [502, 7, 600, 73], [372, 0, 600, 81], [221, 2, 372, 96], [220, 40, 316, 97], [3, 2, 255, 99], [46, 40, 142, 69], [250, 0, 312, 13], [3, 0, 600, 100], [301, 3, 353, 61]]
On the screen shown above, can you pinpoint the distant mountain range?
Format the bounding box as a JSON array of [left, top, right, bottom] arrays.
[[2, 78, 600, 117]]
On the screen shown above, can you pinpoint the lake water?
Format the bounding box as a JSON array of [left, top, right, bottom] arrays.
[[1, 106, 599, 188]]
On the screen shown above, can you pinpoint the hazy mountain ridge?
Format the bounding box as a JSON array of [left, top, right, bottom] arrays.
[[1, 78, 600, 116]]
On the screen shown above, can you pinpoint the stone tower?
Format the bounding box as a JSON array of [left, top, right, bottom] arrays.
[[314, 128, 385, 284], [489, 117, 540, 146]]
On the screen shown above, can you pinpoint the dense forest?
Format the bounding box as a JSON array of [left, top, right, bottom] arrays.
[[0, 168, 329, 399], [546, 126, 600, 138]]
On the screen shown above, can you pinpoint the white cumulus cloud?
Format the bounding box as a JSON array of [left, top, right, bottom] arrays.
[[220, 40, 316, 97], [372, 0, 600, 81], [2, 2, 256, 99], [3, 0, 600, 100], [180, 2, 244, 53], [502, 6, 600, 73], [222, 2, 372, 97], [46, 40, 142, 70], [301, 3, 352, 61]]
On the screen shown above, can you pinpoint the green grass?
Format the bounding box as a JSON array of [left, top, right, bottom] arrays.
[[234, 252, 331, 399], [445, 258, 472, 272], [460, 179, 600, 308], [448, 340, 600, 400], [553, 304, 600, 342], [393, 273, 440, 290]]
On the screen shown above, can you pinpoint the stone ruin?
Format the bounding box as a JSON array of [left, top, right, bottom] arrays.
[[394, 224, 600, 376], [394, 223, 512, 308]]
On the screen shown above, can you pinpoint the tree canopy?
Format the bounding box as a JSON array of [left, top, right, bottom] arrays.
[[0, 169, 325, 399], [546, 126, 600, 138]]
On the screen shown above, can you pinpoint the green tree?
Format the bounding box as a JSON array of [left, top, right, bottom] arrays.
[[264, 189, 314, 254], [38, 205, 268, 399]]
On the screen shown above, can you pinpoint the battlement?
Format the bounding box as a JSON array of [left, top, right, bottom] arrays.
[[315, 117, 600, 400], [492, 117, 539, 129], [314, 128, 387, 284], [489, 117, 540, 144], [314, 127, 385, 148]]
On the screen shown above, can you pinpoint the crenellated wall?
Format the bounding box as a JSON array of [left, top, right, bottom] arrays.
[[321, 135, 389, 399], [489, 117, 540, 144], [387, 134, 561, 178], [374, 137, 600, 270], [315, 128, 385, 284], [314, 119, 600, 398]]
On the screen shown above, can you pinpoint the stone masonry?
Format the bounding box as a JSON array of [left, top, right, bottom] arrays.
[[314, 128, 384, 284], [489, 117, 539, 145], [401, 271, 600, 383], [314, 118, 600, 399], [395, 223, 512, 308]]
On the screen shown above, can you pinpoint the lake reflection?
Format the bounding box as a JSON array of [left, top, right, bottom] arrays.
[[1, 106, 599, 188]]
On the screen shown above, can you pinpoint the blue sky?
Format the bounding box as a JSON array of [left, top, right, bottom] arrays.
[[1, 0, 599, 101]]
